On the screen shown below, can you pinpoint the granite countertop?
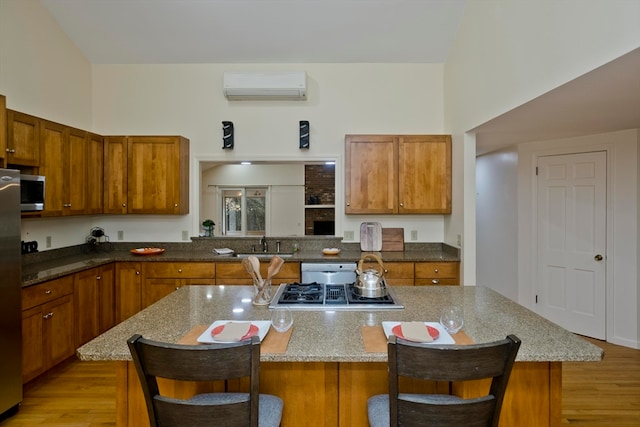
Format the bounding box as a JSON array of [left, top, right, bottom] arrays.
[[76, 285, 603, 364], [21, 244, 460, 287]]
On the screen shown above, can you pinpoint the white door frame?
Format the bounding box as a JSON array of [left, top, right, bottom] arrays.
[[521, 142, 615, 341]]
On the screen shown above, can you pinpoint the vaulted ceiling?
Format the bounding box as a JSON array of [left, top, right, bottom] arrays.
[[40, 0, 640, 155]]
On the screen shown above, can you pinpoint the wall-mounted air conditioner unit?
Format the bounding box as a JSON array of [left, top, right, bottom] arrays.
[[223, 71, 307, 100]]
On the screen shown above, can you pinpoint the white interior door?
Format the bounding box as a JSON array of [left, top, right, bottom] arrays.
[[536, 151, 607, 339]]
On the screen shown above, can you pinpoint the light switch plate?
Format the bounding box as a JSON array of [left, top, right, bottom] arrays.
[[344, 230, 354, 241], [182, 230, 189, 241], [117, 230, 124, 240], [410, 230, 418, 241]]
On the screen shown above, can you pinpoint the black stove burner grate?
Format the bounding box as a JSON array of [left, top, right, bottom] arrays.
[[345, 283, 396, 304], [277, 282, 398, 305], [278, 282, 324, 304]]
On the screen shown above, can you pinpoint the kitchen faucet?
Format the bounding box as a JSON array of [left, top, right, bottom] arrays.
[[260, 236, 268, 252]]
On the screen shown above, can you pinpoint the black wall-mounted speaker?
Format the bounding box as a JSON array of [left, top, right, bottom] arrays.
[[222, 121, 234, 149], [299, 120, 310, 149]]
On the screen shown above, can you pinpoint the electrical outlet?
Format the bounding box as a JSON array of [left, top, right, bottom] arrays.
[[410, 230, 418, 241], [46, 236, 52, 248], [344, 230, 354, 241], [182, 230, 189, 241], [117, 230, 124, 240], [457, 234, 462, 246]]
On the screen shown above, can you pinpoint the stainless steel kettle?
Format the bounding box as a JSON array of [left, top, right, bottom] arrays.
[[355, 253, 387, 298]]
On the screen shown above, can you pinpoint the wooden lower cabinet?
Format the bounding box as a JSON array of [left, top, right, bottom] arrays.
[[214, 261, 300, 285], [116, 360, 560, 427], [361, 261, 414, 286], [75, 264, 115, 347], [116, 262, 143, 323], [414, 261, 459, 285], [141, 262, 215, 308], [21, 276, 75, 383]]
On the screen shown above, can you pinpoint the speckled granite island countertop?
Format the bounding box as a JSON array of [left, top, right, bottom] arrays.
[[77, 284, 603, 363]]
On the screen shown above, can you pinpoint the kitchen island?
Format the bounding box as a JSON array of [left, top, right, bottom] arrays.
[[78, 285, 602, 427]]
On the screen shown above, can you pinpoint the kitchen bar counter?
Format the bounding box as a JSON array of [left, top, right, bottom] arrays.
[[77, 285, 601, 427], [77, 285, 602, 363]]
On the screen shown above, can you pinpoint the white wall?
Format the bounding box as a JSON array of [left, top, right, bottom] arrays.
[[90, 63, 448, 243], [0, 0, 92, 129], [517, 130, 639, 348], [476, 148, 519, 300], [444, 0, 640, 286]]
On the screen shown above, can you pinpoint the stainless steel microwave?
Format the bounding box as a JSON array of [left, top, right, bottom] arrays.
[[20, 174, 45, 211]]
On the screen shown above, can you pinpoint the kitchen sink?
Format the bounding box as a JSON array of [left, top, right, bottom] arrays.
[[233, 253, 293, 258]]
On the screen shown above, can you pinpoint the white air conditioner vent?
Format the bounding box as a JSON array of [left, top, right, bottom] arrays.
[[223, 71, 307, 100]]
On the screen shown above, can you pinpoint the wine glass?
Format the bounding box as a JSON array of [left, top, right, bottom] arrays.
[[271, 307, 293, 333], [439, 306, 464, 334]]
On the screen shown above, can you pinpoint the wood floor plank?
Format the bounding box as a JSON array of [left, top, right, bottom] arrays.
[[1, 337, 638, 426]]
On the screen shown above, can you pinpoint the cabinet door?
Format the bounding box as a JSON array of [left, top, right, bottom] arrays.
[[86, 133, 104, 214], [345, 135, 398, 214], [22, 305, 45, 382], [6, 110, 40, 166], [66, 127, 89, 215], [127, 136, 189, 214], [46, 295, 75, 367], [115, 262, 142, 323], [143, 278, 181, 308], [74, 267, 100, 347], [98, 264, 116, 333], [39, 120, 66, 216], [398, 135, 451, 214], [103, 136, 128, 214]]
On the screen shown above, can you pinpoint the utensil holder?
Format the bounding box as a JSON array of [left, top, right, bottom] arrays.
[[253, 278, 272, 305]]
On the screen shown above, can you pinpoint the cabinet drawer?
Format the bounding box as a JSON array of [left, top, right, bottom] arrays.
[[414, 262, 458, 278], [362, 261, 414, 279], [22, 275, 74, 310], [143, 262, 214, 278], [414, 278, 459, 286], [215, 262, 300, 281]]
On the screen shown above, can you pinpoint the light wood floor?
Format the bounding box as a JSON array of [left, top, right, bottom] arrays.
[[1, 337, 638, 426]]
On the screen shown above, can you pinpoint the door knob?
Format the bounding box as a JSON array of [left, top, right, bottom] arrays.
[[594, 254, 603, 261]]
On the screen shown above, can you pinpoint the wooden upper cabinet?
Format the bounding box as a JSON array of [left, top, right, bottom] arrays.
[[6, 110, 40, 167], [39, 120, 66, 216], [398, 135, 451, 214], [86, 133, 104, 214], [345, 134, 451, 214], [39, 120, 99, 216], [103, 136, 128, 214], [345, 135, 398, 214], [104, 136, 189, 214]]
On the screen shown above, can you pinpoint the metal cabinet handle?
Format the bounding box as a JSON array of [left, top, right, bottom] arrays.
[[136, 271, 140, 275], [96, 275, 101, 280], [44, 290, 52, 295], [174, 203, 178, 207], [122, 203, 127, 207], [400, 202, 404, 207], [346, 202, 350, 206], [434, 268, 439, 273], [43, 312, 54, 319], [594, 254, 603, 261], [431, 279, 440, 285], [178, 268, 182, 273]]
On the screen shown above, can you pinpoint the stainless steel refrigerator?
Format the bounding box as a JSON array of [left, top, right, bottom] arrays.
[[0, 168, 22, 419]]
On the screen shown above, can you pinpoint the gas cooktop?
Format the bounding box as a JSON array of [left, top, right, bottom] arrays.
[[269, 282, 404, 311]]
